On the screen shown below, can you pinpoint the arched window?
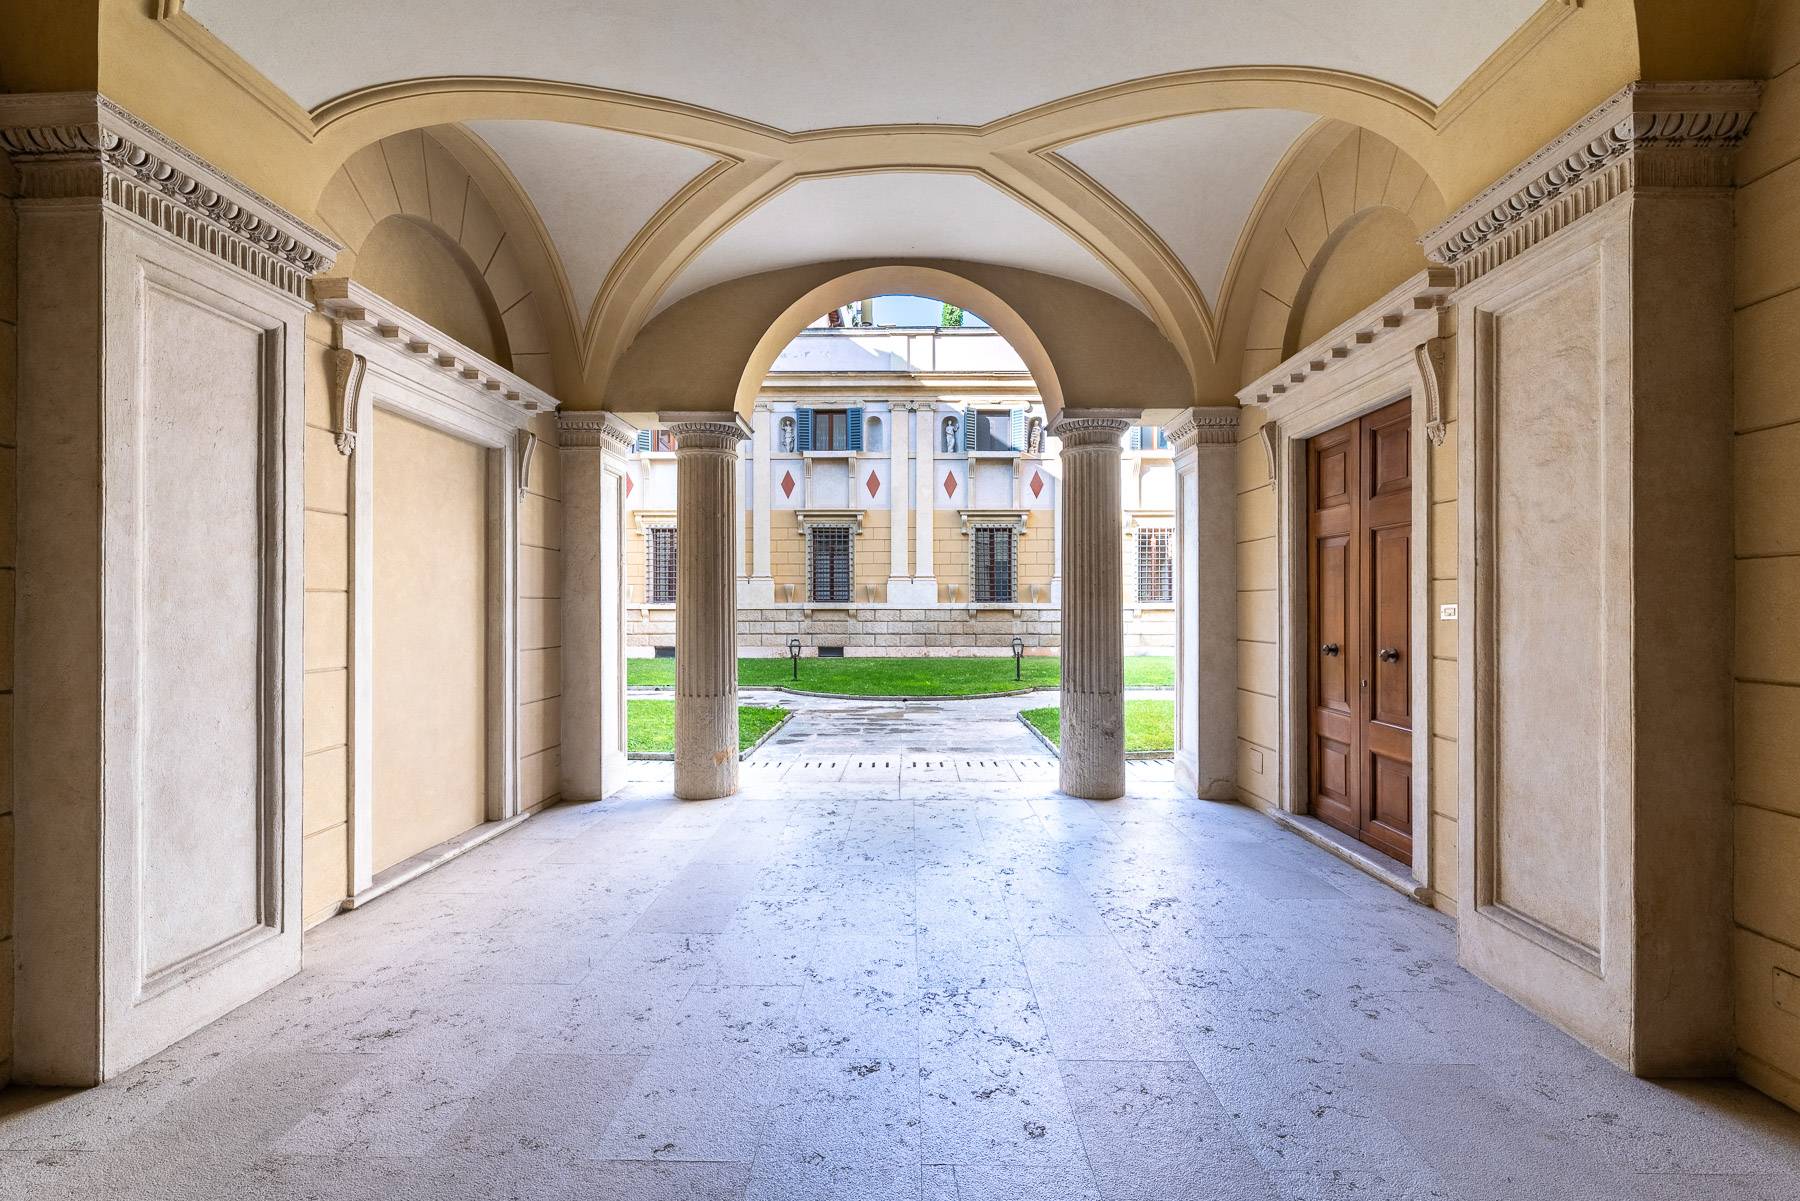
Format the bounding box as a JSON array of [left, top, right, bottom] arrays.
[[864, 414, 885, 452]]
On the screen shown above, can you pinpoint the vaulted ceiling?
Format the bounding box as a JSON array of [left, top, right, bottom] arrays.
[[176, 0, 1550, 400]]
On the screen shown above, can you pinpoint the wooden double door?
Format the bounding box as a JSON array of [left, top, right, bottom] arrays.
[[1307, 398, 1413, 863]]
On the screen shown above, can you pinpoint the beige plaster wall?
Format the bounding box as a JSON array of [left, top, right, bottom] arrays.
[[355, 215, 510, 365], [371, 410, 488, 873], [0, 151, 17, 1083], [1290, 207, 1430, 353], [301, 318, 351, 926], [1728, 0, 1800, 1110]]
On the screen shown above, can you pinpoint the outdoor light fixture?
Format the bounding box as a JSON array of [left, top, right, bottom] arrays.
[[1012, 635, 1024, 681], [788, 637, 802, 680]]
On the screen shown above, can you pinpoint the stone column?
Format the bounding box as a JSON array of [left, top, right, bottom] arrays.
[[1167, 408, 1240, 800], [557, 413, 636, 801], [746, 403, 775, 604], [665, 414, 750, 800], [1051, 411, 1135, 800]]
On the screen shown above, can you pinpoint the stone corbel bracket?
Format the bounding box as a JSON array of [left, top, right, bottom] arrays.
[[1423, 80, 1762, 286], [313, 277, 558, 429], [328, 347, 366, 456], [0, 92, 339, 300], [1238, 269, 1455, 409], [1413, 337, 1450, 448], [515, 430, 538, 497]]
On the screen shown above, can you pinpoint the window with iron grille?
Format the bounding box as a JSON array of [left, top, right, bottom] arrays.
[[1137, 527, 1173, 604], [971, 525, 1017, 604], [646, 527, 678, 604], [808, 525, 853, 603]]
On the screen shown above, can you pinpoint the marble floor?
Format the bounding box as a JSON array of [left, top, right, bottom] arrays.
[[2, 704, 1798, 1199]]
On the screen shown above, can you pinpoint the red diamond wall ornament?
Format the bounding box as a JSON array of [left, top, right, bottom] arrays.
[[1029, 470, 1044, 499], [865, 470, 880, 497], [780, 470, 796, 498], [943, 470, 957, 499], [624, 474, 634, 497]]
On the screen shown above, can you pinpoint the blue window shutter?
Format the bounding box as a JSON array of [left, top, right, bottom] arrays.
[[634, 429, 651, 453], [960, 412, 974, 453], [1128, 425, 1142, 451], [796, 407, 813, 451], [1008, 409, 1026, 452], [847, 406, 864, 451]]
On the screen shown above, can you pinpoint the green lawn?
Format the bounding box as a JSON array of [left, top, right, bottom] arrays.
[[1020, 699, 1175, 753], [627, 655, 1173, 696], [626, 699, 787, 754]]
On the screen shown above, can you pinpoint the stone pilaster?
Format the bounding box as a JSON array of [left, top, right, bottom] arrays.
[[665, 414, 751, 800], [1051, 411, 1135, 800], [1167, 407, 1240, 801], [745, 403, 775, 604], [557, 412, 638, 802], [912, 403, 938, 595]]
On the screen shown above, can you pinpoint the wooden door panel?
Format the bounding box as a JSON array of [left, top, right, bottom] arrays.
[[1365, 750, 1413, 860], [1314, 735, 1356, 831], [1369, 524, 1411, 730], [1315, 535, 1352, 715]]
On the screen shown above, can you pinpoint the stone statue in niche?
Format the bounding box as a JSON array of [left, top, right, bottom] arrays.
[[1026, 417, 1044, 454], [942, 415, 958, 454], [779, 415, 796, 453]]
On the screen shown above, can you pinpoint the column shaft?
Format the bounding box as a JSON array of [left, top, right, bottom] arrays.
[[1169, 408, 1240, 800], [670, 418, 748, 800], [1053, 413, 1133, 800]]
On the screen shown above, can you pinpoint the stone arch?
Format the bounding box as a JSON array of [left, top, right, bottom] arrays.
[[1224, 122, 1447, 385], [312, 125, 575, 393]]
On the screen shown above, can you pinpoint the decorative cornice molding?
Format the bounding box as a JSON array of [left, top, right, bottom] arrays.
[[557, 411, 640, 453], [1165, 407, 1240, 449], [313, 277, 559, 423], [1238, 269, 1454, 408], [1048, 410, 1134, 451], [1423, 80, 1761, 286], [0, 92, 338, 300]]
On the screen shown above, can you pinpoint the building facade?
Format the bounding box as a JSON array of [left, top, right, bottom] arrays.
[[622, 327, 1178, 657]]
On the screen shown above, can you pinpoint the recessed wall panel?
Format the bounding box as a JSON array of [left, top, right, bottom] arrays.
[[138, 285, 268, 982], [1489, 265, 1605, 955]]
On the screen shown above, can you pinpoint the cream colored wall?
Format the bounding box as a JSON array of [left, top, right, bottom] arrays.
[[1020, 508, 1055, 593], [1290, 207, 1430, 352], [371, 409, 488, 872], [519, 411, 564, 808], [1427, 369, 1459, 918], [0, 150, 17, 1083], [1728, 0, 1800, 1110], [301, 319, 351, 926], [854, 510, 890, 596], [356, 215, 510, 365]]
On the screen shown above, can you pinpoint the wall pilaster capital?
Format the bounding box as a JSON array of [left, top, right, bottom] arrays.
[[1423, 79, 1762, 285], [0, 92, 339, 300], [1165, 407, 1239, 451], [557, 411, 639, 454], [1048, 409, 1135, 452]]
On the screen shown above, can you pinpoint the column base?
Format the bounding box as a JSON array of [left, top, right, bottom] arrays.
[[1060, 689, 1125, 800], [674, 691, 740, 800], [887, 577, 937, 604]]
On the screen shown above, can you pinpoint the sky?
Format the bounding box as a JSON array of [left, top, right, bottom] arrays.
[[807, 293, 991, 328]]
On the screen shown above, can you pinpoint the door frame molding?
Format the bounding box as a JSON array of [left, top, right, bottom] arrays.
[[1238, 269, 1454, 895], [317, 280, 557, 901]]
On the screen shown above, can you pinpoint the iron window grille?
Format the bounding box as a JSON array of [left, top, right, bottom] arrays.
[[808, 525, 854, 603], [646, 526, 678, 604], [1137, 527, 1173, 604], [971, 525, 1017, 604]]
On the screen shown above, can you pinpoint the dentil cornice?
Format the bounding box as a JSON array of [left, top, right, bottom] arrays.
[[1423, 80, 1762, 285], [0, 92, 339, 300]]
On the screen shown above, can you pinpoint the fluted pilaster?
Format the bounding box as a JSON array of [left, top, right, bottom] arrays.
[[1051, 411, 1134, 800], [668, 416, 750, 800]]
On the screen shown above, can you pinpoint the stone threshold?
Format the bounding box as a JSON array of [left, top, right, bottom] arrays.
[[342, 798, 556, 911], [1269, 811, 1433, 904]]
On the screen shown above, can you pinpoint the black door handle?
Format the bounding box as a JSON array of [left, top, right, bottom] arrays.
[[1320, 643, 1340, 657], [1378, 647, 1401, 663]]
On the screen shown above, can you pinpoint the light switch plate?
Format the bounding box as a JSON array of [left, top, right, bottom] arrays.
[[1439, 604, 1458, 621], [1776, 965, 1799, 1018]]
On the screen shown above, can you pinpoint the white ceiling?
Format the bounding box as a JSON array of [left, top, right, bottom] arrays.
[[467, 121, 716, 321], [188, 0, 1544, 127], [651, 172, 1141, 316], [1058, 109, 1321, 307]]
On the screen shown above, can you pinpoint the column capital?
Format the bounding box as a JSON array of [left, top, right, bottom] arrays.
[[0, 92, 339, 300], [659, 412, 751, 452], [1424, 79, 1761, 285], [556, 411, 639, 453], [1165, 407, 1239, 451], [1049, 409, 1134, 450]]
